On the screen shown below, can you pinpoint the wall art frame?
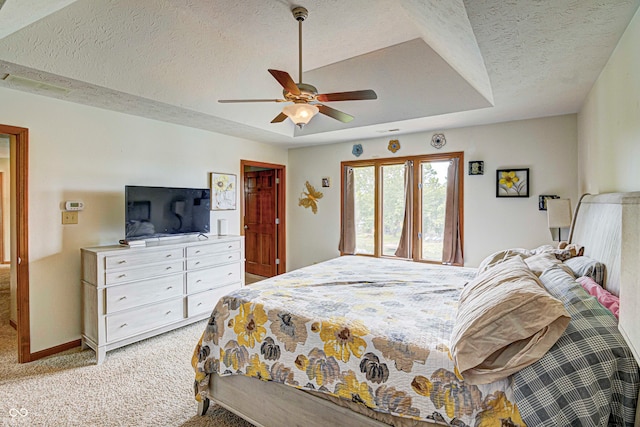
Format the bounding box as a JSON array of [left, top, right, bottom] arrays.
[[468, 160, 484, 175], [210, 172, 237, 210], [496, 168, 529, 198]]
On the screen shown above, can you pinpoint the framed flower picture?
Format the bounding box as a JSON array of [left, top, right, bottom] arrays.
[[496, 168, 529, 198], [210, 172, 237, 210]]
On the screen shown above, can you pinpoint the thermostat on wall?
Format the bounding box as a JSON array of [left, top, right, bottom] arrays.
[[65, 201, 84, 211]]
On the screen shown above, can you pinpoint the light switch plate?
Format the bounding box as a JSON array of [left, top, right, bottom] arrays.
[[62, 211, 78, 224]]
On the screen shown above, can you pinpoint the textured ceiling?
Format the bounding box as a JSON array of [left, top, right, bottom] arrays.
[[0, 0, 638, 148]]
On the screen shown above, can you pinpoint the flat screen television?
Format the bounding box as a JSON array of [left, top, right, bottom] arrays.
[[125, 185, 211, 240]]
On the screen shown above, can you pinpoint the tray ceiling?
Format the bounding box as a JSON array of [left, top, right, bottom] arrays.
[[0, 0, 638, 147]]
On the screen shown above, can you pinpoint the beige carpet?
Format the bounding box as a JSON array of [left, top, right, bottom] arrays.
[[0, 267, 254, 427], [245, 273, 267, 285]]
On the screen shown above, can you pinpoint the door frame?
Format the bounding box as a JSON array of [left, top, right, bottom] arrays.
[[0, 124, 30, 363], [240, 160, 286, 275]]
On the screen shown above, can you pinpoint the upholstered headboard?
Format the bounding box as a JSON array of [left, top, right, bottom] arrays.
[[569, 191, 640, 363]]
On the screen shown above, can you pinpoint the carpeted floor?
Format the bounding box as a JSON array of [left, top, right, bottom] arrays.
[[0, 267, 254, 427]]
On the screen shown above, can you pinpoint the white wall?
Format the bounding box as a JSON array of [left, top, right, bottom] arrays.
[[0, 86, 288, 353], [577, 7, 640, 194], [288, 115, 578, 270]]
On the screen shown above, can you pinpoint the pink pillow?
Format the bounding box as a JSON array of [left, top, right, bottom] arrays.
[[576, 276, 619, 319]]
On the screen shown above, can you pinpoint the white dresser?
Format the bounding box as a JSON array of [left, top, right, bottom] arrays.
[[81, 235, 244, 364]]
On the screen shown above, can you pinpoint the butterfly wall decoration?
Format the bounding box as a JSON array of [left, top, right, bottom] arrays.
[[298, 181, 323, 214]]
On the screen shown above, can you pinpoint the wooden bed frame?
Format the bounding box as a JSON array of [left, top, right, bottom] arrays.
[[198, 191, 640, 426], [197, 372, 411, 427]]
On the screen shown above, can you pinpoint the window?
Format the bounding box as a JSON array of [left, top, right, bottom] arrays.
[[381, 163, 406, 256], [339, 152, 463, 265], [420, 160, 450, 261], [353, 166, 374, 254]]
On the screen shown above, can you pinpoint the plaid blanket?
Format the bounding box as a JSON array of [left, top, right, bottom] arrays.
[[513, 267, 639, 426]]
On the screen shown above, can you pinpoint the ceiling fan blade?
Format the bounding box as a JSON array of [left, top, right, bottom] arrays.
[[316, 89, 377, 102], [317, 104, 354, 123], [218, 99, 285, 103], [271, 112, 288, 123], [268, 69, 301, 96]]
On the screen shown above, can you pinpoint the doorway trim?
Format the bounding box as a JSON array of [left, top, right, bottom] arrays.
[[240, 160, 286, 275], [0, 124, 30, 363]]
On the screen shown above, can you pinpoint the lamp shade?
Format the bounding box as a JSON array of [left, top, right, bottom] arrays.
[[282, 103, 319, 128], [547, 199, 572, 228]]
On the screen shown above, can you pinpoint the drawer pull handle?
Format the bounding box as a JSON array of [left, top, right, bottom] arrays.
[[121, 323, 128, 328], [195, 261, 200, 265], [166, 311, 172, 315], [118, 260, 127, 264], [165, 267, 173, 270], [166, 254, 173, 258], [196, 279, 202, 283], [228, 255, 232, 259], [228, 245, 232, 248], [195, 250, 201, 254], [197, 303, 203, 306], [119, 296, 127, 301], [228, 272, 233, 276], [166, 286, 173, 290], [118, 274, 127, 278]]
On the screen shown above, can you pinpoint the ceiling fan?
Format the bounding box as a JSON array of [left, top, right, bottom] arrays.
[[218, 6, 378, 129]]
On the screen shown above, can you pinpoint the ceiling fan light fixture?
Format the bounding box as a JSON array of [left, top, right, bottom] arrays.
[[218, 6, 377, 129], [282, 103, 319, 128]]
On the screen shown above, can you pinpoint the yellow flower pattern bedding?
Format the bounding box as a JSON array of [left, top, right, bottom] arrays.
[[193, 256, 525, 426]]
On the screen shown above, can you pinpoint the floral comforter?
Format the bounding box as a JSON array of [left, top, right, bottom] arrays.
[[192, 256, 524, 426]]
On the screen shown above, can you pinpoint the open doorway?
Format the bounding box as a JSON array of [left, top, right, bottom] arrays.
[[240, 160, 286, 283], [0, 137, 10, 361], [0, 124, 30, 363]]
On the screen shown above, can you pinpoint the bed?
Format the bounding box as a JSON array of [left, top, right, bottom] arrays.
[[192, 191, 640, 426]]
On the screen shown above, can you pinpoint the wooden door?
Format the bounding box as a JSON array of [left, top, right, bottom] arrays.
[[244, 170, 277, 277]]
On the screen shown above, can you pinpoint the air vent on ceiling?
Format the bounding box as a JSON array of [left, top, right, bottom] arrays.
[[2, 74, 71, 95]]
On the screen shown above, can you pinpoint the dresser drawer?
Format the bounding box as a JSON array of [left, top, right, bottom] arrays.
[[105, 275, 183, 314], [186, 251, 241, 270], [187, 282, 241, 317], [106, 298, 184, 342], [186, 262, 241, 293], [186, 240, 241, 258], [105, 248, 184, 269], [105, 260, 184, 285]]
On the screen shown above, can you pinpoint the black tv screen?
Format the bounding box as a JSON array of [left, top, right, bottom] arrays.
[[125, 185, 211, 239]]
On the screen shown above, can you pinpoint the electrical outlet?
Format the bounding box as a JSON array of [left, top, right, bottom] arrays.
[[62, 211, 78, 224]]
